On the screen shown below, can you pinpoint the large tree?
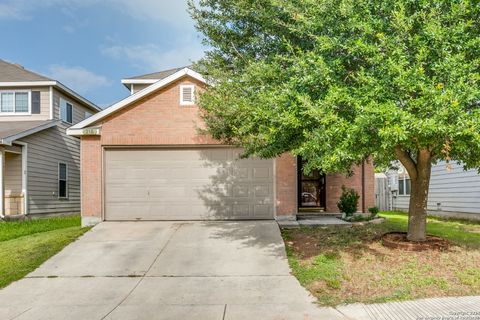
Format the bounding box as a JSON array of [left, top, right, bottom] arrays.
[[189, 0, 480, 241]]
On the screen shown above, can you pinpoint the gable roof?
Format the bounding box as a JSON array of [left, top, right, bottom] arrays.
[[0, 59, 101, 113], [67, 67, 206, 135], [0, 59, 52, 82], [0, 120, 59, 145], [125, 66, 190, 81], [121, 66, 192, 91]]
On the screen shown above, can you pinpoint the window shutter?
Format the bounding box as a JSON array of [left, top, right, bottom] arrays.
[[60, 99, 66, 120], [31, 91, 41, 114]]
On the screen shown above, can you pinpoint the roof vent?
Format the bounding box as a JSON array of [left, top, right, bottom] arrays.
[[14, 63, 24, 69], [180, 84, 195, 105]]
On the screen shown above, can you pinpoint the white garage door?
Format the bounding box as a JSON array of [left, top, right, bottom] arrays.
[[104, 148, 274, 220]]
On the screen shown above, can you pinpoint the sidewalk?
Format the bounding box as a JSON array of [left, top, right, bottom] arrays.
[[336, 296, 480, 320]]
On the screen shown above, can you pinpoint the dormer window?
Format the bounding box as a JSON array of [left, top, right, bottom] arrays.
[[180, 84, 195, 105]]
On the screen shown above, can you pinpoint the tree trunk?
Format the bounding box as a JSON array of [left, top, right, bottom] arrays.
[[407, 176, 430, 241], [395, 147, 432, 242], [407, 150, 432, 241]]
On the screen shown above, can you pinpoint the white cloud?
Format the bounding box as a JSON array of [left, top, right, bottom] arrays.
[[101, 39, 205, 71], [0, 0, 196, 27], [63, 25, 75, 33], [0, 2, 26, 19], [47, 65, 110, 94]]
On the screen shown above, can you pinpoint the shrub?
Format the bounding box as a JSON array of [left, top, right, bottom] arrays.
[[368, 207, 379, 218], [337, 186, 360, 217]]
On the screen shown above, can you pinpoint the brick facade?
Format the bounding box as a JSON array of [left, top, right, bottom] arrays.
[[325, 161, 375, 213], [79, 75, 375, 222]]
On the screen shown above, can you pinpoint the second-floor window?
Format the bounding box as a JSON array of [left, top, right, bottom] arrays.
[[0, 91, 29, 114], [60, 98, 73, 123]]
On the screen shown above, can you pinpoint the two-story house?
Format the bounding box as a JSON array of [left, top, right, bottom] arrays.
[[0, 60, 100, 218]]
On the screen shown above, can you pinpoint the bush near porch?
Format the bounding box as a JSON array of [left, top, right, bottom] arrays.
[[0, 215, 90, 288], [282, 211, 480, 306]]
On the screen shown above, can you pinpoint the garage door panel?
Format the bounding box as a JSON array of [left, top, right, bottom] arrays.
[[105, 148, 274, 221], [149, 186, 190, 199], [254, 204, 272, 217], [107, 188, 149, 202]]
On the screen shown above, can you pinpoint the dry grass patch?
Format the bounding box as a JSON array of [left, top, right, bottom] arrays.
[[282, 212, 480, 306]]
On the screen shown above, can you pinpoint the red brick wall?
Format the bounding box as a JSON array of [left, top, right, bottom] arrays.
[[100, 77, 216, 146], [325, 161, 375, 213], [80, 135, 102, 218], [275, 154, 297, 216]]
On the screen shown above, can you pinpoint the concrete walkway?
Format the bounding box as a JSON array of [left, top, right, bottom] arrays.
[[0, 221, 343, 320], [337, 296, 480, 320]]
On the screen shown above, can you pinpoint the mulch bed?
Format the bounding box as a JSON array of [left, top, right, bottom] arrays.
[[382, 232, 450, 251]]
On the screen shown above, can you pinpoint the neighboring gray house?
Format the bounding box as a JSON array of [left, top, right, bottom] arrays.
[[0, 60, 100, 218], [379, 161, 480, 220]]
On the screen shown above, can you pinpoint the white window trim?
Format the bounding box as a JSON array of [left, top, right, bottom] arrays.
[[58, 162, 68, 199], [180, 84, 195, 106], [398, 177, 411, 196], [60, 98, 74, 124], [0, 90, 31, 115]]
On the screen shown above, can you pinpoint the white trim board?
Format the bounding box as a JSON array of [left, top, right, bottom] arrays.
[[67, 67, 206, 135], [14, 141, 28, 215]]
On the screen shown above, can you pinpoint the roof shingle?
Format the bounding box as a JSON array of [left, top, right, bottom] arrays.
[[0, 60, 52, 82], [124, 66, 192, 81]]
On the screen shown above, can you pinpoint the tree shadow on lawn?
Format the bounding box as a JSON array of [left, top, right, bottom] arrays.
[[283, 215, 480, 305], [283, 225, 391, 261]]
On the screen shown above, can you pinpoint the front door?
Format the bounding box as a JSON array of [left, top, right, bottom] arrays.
[[298, 158, 326, 211]]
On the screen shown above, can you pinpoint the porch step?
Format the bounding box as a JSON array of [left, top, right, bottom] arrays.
[[277, 215, 352, 228], [297, 213, 342, 220]]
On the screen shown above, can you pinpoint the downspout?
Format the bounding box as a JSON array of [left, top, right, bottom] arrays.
[[361, 162, 366, 213]]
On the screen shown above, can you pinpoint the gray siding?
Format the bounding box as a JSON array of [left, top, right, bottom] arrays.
[[131, 83, 152, 94], [52, 88, 92, 123], [394, 161, 480, 215], [18, 124, 81, 216], [2, 85, 98, 216]]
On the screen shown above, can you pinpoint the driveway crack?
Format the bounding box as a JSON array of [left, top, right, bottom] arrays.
[[100, 223, 184, 319]]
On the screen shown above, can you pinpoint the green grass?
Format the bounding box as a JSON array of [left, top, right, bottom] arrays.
[[0, 215, 81, 242], [282, 211, 480, 305], [380, 211, 480, 249], [0, 215, 89, 288]]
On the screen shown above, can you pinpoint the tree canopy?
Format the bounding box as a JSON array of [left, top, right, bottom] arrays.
[[190, 0, 480, 175]]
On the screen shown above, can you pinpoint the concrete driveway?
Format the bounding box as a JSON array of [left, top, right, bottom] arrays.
[[0, 221, 345, 320]]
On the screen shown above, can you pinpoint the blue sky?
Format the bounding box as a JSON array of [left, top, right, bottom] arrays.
[[0, 0, 205, 107]]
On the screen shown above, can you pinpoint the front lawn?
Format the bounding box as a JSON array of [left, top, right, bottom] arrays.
[[282, 211, 480, 306], [0, 215, 90, 288]]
